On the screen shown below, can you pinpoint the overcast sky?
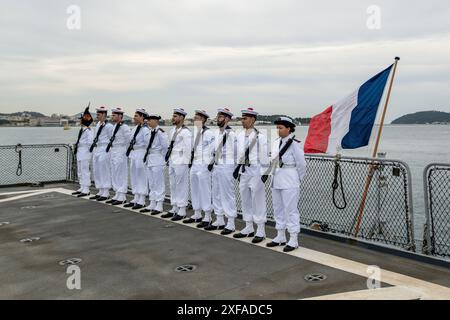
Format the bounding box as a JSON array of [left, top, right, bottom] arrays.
[[1, 0, 449, 121]]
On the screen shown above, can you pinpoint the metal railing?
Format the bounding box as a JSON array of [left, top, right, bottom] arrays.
[[235, 155, 415, 251], [0, 144, 417, 253], [423, 164, 450, 258], [163, 154, 416, 251], [0, 144, 73, 186]]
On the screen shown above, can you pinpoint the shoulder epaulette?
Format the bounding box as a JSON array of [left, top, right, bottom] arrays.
[[158, 128, 165, 133], [293, 138, 301, 143]]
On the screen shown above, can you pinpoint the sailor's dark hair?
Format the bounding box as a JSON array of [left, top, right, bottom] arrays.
[[218, 112, 232, 119], [135, 111, 146, 118]]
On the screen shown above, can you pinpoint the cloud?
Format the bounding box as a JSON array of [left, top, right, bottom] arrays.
[[0, 0, 450, 121]]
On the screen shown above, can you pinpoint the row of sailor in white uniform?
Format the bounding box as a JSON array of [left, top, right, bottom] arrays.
[[73, 106, 306, 252]]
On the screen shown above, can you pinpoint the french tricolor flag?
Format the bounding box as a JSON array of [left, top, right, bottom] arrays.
[[304, 65, 393, 154]]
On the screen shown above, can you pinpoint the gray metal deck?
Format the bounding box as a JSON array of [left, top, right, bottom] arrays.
[[1, 184, 449, 300]]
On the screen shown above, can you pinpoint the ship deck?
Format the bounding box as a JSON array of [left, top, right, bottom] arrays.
[[1, 183, 450, 300]]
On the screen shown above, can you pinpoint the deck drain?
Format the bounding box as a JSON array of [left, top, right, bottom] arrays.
[[0, 222, 10, 227], [304, 273, 327, 282], [20, 237, 41, 243], [175, 265, 197, 273], [59, 258, 82, 266], [21, 206, 38, 210]]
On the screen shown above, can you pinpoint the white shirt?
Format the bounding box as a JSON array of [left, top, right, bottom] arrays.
[[129, 124, 150, 160], [192, 126, 215, 165], [236, 128, 269, 176], [76, 127, 94, 161], [271, 134, 307, 189], [145, 126, 169, 167], [109, 122, 132, 153], [213, 126, 237, 166], [93, 121, 114, 153], [168, 126, 192, 166]]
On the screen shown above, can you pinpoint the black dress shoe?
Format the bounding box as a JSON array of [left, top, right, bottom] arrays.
[[183, 218, 203, 224], [221, 228, 235, 235], [123, 203, 135, 208], [171, 215, 185, 221], [97, 197, 108, 202], [105, 199, 114, 204], [161, 212, 175, 219], [77, 193, 89, 198], [140, 208, 151, 213], [283, 245, 298, 252], [233, 232, 255, 239], [111, 200, 126, 206], [252, 236, 265, 244], [89, 195, 100, 200], [72, 191, 81, 195], [132, 204, 144, 210], [266, 241, 286, 247], [196, 221, 209, 228], [151, 210, 162, 216], [204, 224, 225, 231]]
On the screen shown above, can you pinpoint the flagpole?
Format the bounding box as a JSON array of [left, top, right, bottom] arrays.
[[353, 57, 400, 237]]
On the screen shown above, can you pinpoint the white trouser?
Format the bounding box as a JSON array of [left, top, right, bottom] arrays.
[[272, 188, 301, 234], [169, 165, 189, 208], [239, 174, 267, 225], [190, 164, 212, 212], [146, 165, 166, 202], [77, 159, 91, 194], [130, 156, 148, 205], [110, 150, 128, 201], [92, 150, 111, 193], [212, 165, 237, 218]]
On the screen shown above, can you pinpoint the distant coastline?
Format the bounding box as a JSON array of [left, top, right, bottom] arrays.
[[1, 110, 449, 127], [391, 111, 450, 125]]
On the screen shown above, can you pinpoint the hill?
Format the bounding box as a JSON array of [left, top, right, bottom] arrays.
[[0, 111, 46, 118], [391, 111, 450, 124]]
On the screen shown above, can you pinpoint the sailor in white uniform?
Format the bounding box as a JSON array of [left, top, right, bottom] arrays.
[[161, 108, 192, 221], [203, 108, 238, 233], [265, 117, 306, 252], [140, 113, 169, 215], [184, 110, 215, 225], [89, 106, 114, 201], [105, 107, 131, 205], [233, 107, 270, 244], [123, 108, 150, 210], [72, 106, 94, 198]]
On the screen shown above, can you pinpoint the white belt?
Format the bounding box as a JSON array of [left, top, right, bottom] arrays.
[[148, 150, 161, 154], [194, 154, 210, 160], [279, 164, 296, 168], [96, 143, 108, 147], [111, 143, 127, 147], [132, 146, 146, 150], [78, 143, 90, 147]]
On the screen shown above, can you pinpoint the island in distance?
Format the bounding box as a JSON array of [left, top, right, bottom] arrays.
[[391, 111, 450, 125]]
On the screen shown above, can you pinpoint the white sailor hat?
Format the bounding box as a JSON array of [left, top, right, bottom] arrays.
[[173, 107, 187, 117], [111, 107, 125, 114], [217, 107, 233, 118], [135, 108, 148, 117], [241, 107, 258, 117], [194, 109, 209, 119], [274, 116, 296, 128], [147, 113, 161, 120], [95, 106, 108, 113]]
